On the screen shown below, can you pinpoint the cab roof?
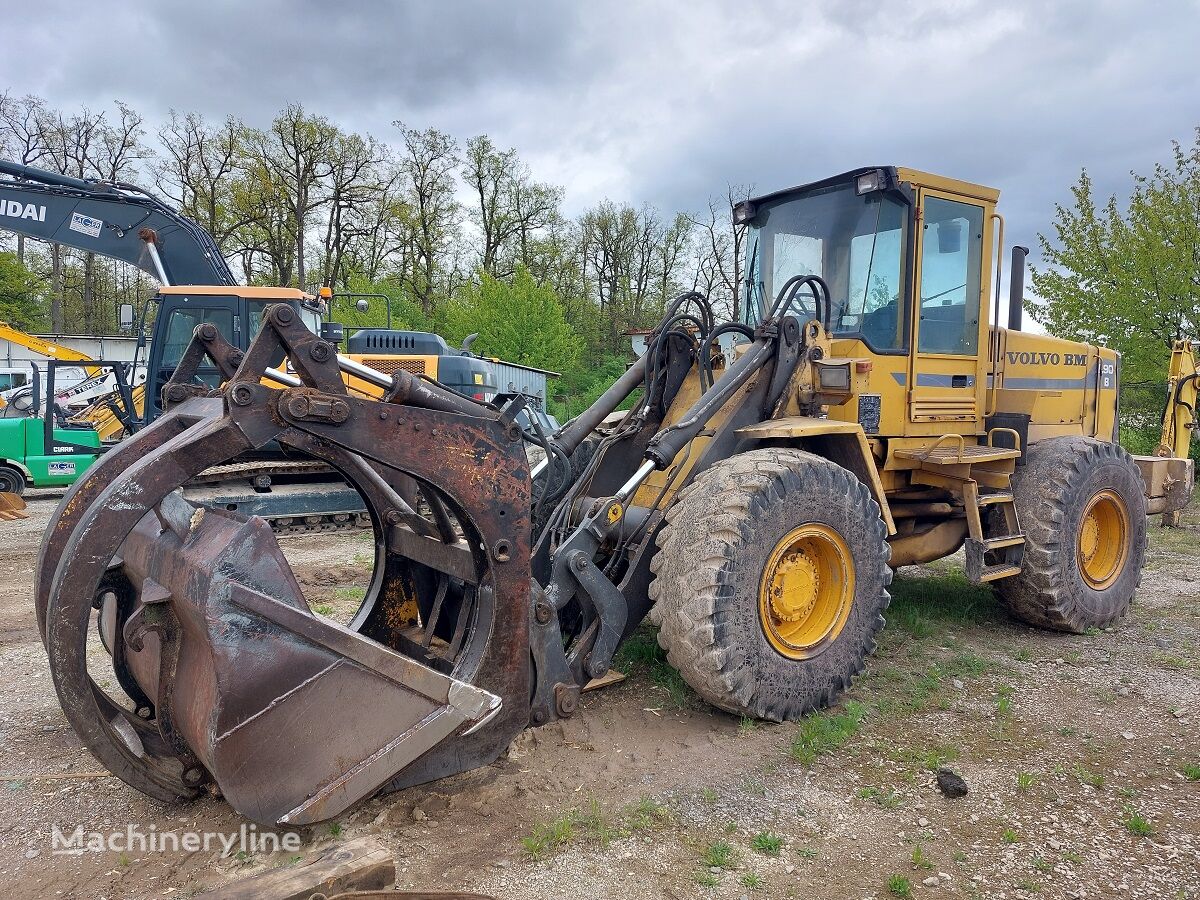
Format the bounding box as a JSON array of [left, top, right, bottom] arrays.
[[157, 285, 316, 300], [748, 166, 1000, 207]]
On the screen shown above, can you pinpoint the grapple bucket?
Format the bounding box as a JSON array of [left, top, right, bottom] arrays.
[[36, 307, 533, 824]]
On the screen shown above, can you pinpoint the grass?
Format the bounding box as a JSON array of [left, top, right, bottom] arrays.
[[327, 822, 342, 836], [795, 847, 818, 860], [694, 872, 720, 887], [740, 873, 764, 889], [858, 786, 904, 809], [332, 586, 366, 602], [313, 603, 336, 616], [886, 569, 1003, 639], [887, 874, 913, 898], [521, 812, 576, 858], [703, 841, 735, 869], [612, 626, 693, 707], [520, 795, 671, 858], [1018, 877, 1041, 892], [1016, 771, 1038, 791], [1032, 856, 1051, 874], [790, 700, 865, 765], [700, 787, 719, 804], [1181, 763, 1200, 782], [751, 831, 783, 856], [1073, 764, 1106, 789], [1002, 827, 1020, 844], [911, 845, 934, 870], [1122, 806, 1154, 837]]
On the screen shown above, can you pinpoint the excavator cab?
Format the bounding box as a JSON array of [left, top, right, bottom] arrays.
[[140, 286, 324, 420]]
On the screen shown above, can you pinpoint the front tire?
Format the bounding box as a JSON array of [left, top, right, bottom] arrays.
[[649, 448, 891, 721], [999, 437, 1147, 632], [0, 465, 25, 496]]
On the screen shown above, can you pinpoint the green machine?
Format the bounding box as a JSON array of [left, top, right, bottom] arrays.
[[0, 361, 128, 495], [0, 417, 101, 494]]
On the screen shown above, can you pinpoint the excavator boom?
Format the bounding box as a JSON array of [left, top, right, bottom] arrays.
[[0, 159, 234, 287]]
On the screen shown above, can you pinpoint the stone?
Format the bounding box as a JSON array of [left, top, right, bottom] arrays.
[[917, 817, 931, 828], [923, 876, 940, 887], [936, 768, 968, 799], [411, 807, 427, 822]]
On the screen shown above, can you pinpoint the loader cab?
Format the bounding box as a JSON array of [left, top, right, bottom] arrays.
[[740, 166, 998, 438], [142, 286, 324, 420]]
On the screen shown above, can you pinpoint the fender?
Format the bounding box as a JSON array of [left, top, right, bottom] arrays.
[[735, 416, 895, 534]]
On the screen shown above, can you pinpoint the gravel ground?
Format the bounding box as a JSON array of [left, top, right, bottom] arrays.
[[1, 489, 1197, 899]]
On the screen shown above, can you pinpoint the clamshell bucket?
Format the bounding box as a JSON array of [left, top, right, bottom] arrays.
[[36, 307, 533, 824]]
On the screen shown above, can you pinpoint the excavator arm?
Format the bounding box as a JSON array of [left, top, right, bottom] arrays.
[[0, 160, 235, 287], [0, 319, 102, 377], [1159, 339, 1199, 460]]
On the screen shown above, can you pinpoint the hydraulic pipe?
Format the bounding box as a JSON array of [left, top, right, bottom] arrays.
[[0, 159, 111, 193], [554, 353, 649, 457], [643, 336, 775, 468]]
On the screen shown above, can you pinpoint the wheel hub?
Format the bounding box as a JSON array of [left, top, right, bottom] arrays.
[[1076, 489, 1130, 591], [759, 523, 854, 660]]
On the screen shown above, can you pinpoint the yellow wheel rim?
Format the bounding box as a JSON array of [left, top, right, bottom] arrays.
[[758, 523, 854, 659], [1076, 489, 1130, 590]]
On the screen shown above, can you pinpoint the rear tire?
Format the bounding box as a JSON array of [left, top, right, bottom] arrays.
[[649, 448, 891, 721], [0, 465, 25, 496], [999, 437, 1147, 632]]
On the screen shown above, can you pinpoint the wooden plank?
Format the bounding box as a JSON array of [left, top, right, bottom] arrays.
[[583, 669, 628, 692], [204, 837, 394, 900]]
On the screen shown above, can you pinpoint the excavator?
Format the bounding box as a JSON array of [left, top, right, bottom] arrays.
[[0, 160, 366, 525], [35, 165, 1196, 827]]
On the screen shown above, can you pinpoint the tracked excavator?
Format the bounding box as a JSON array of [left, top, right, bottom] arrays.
[[0, 160, 367, 526], [37, 166, 1196, 827]]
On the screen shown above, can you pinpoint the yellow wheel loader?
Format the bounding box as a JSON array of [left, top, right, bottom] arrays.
[[36, 167, 1196, 826]]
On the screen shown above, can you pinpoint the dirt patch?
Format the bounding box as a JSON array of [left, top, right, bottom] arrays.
[[1, 494, 1197, 899]]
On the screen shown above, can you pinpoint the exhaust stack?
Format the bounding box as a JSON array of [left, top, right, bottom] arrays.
[[1008, 245, 1029, 331]]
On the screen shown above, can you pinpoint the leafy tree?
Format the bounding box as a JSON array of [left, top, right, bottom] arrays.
[[0, 251, 48, 329], [1032, 129, 1200, 432], [443, 266, 583, 375]]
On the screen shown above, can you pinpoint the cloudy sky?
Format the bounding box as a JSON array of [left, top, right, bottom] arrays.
[[4, 0, 1199, 262]]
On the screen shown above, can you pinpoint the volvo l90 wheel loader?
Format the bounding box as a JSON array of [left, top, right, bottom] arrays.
[[37, 167, 1196, 826]]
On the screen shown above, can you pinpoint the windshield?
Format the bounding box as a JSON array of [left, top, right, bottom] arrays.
[[743, 182, 910, 351]]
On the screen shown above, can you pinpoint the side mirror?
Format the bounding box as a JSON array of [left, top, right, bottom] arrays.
[[118, 303, 135, 328], [355, 298, 369, 313]]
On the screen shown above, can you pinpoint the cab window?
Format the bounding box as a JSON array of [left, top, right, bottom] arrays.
[[162, 307, 235, 370], [917, 197, 984, 355]]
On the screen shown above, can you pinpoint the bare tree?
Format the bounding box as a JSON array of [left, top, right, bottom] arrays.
[[0, 93, 50, 264], [395, 123, 460, 316], [463, 135, 563, 277], [155, 111, 255, 251], [243, 104, 339, 287]]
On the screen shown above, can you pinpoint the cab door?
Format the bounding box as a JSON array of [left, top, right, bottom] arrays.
[[906, 189, 992, 435]]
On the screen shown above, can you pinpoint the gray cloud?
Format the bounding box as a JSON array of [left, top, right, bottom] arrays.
[[4, 0, 1199, 265]]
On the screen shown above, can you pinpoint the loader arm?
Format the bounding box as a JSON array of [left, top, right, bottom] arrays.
[[0, 159, 235, 287]]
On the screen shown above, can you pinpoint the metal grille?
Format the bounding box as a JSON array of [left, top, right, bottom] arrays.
[[359, 356, 427, 377]]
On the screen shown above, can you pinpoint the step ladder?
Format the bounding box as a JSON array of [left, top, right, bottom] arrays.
[[893, 433, 1026, 584]]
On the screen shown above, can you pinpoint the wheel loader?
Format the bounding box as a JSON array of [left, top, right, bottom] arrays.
[[36, 166, 1196, 826]]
